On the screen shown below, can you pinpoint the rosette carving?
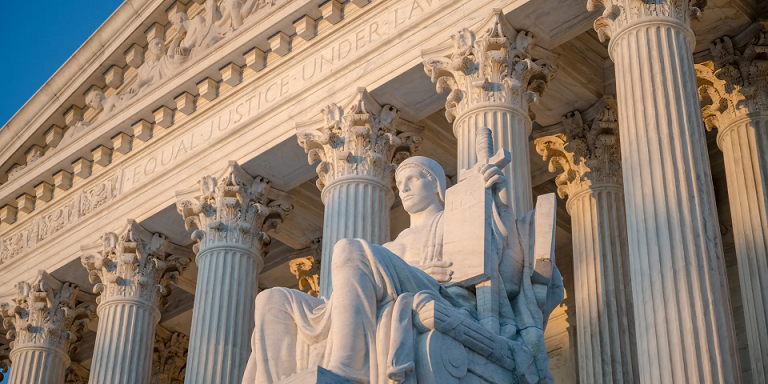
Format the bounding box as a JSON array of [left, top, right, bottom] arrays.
[[80, 220, 193, 309], [535, 98, 622, 198], [175, 162, 293, 255], [0, 271, 95, 355], [297, 88, 423, 191], [152, 326, 188, 384], [695, 26, 768, 132], [587, 0, 707, 42], [422, 9, 558, 122]]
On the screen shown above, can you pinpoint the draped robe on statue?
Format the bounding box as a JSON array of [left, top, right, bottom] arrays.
[[242, 157, 564, 384]]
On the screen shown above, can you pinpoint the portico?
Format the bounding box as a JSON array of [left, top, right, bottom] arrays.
[[0, 0, 764, 383]]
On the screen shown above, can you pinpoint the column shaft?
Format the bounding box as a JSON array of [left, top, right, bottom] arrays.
[[8, 347, 68, 384], [455, 106, 533, 214], [185, 248, 260, 384], [89, 302, 158, 384], [176, 162, 292, 384], [319, 177, 391, 298], [569, 186, 637, 384], [719, 115, 768, 382], [612, 21, 741, 383]]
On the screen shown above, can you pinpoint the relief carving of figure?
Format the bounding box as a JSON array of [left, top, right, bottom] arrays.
[[243, 150, 564, 383], [86, 90, 126, 120], [169, 0, 225, 58], [124, 37, 186, 98]]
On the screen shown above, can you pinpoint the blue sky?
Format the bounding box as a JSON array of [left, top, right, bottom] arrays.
[[0, 0, 124, 129], [0, 4, 123, 381]]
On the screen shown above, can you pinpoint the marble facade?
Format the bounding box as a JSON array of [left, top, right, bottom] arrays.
[[0, 0, 765, 383]]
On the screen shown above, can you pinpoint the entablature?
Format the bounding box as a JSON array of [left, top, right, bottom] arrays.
[[0, 0, 532, 291]]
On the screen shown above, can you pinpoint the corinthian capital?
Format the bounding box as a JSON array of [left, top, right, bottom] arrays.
[[65, 362, 90, 384], [695, 26, 768, 132], [535, 98, 622, 198], [0, 343, 8, 382], [175, 162, 294, 256], [422, 9, 558, 123], [80, 220, 193, 309], [0, 271, 95, 355], [153, 326, 188, 384], [587, 0, 706, 42], [297, 87, 423, 191]]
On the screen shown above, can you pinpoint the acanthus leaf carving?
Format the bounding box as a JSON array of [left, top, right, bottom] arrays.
[[175, 162, 293, 256], [297, 88, 423, 191], [422, 9, 558, 123], [587, 0, 707, 43], [695, 26, 768, 134], [0, 271, 96, 355], [64, 362, 90, 384], [535, 97, 622, 198], [288, 238, 322, 297], [79, 220, 193, 309], [152, 326, 188, 384]]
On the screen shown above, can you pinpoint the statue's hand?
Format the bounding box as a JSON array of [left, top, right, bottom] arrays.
[[479, 163, 506, 189], [418, 260, 454, 283]]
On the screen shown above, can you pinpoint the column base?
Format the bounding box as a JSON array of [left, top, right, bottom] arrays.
[[275, 367, 355, 384]]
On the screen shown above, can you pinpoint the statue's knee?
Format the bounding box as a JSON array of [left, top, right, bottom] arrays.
[[331, 238, 364, 268], [254, 287, 290, 312]]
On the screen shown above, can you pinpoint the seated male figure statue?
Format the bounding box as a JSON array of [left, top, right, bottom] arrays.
[[242, 155, 563, 384]]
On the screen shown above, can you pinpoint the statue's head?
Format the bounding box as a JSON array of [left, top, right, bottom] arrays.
[[395, 156, 446, 214], [148, 38, 165, 60], [85, 90, 105, 111], [169, 12, 188, 28]]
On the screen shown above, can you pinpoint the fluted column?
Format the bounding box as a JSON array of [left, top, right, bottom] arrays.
[[587, 1, 741, 382], [695, 27, 768, 383], [0, 271, 95, 384], [423, 9, 558, 214], [80, 220, 192, 384], [297, 87, 422, 298], [175, 162, 293, 384], [536, 99, 638, 383]]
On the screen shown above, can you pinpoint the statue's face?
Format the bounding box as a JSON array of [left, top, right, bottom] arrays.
[[148, 39, 164, 59], [396, 167, 440, 214], [85, 91, 103, 110]]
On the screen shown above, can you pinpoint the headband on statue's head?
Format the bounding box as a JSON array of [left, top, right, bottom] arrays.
[[395, 156, 447, 204]]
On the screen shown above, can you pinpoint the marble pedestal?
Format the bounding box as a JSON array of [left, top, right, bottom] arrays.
[[275, 367, 355, 384]]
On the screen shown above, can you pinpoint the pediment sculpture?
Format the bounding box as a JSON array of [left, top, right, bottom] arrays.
[[243, 128, 564, 384]]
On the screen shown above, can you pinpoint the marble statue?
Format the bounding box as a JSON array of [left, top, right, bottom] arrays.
[[124, 37, 186, 98], [86, 90, 124, 118], [243, 129, 564, 384], [169, 12, 210, 57]]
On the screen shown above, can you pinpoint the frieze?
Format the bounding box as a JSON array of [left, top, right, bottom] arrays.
[[0, 174, 120, 266], [1, 0, 459, 265]]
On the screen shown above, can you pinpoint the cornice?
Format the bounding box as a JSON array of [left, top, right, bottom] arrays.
[[0, 0, 168, 173], [0, 0, 325, 210], [0, 0, 525, 290]]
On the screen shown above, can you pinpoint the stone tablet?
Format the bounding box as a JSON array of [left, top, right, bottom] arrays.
[[442, 171, 494, 287]]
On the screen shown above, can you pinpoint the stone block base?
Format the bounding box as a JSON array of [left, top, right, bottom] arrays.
[[275, 366, 355, 384]]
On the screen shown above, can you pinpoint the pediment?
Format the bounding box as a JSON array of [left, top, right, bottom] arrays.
[[0, 0, 329, 185]]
